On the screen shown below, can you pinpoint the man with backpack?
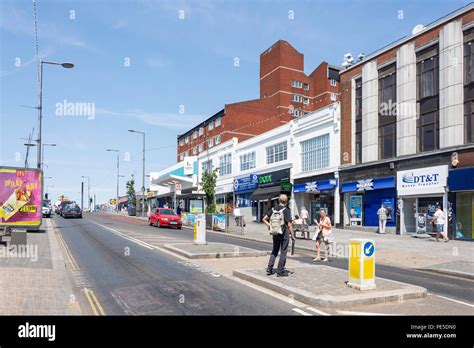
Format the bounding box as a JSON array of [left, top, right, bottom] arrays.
[[262, 194, 295, 277]]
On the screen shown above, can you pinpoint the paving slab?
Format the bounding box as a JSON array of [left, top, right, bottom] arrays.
[[163, 242, 268, 259], [420, 260, 474, 279], [233, 265, 427, 308]]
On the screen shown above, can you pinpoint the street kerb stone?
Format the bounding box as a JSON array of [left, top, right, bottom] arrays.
[[419, 260, 474, 280], [162, 242, 268, 259], [233, 265, 427, 308]]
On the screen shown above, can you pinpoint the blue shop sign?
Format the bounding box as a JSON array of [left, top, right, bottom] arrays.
[[448, 167, 474, 191], [293, 179, 338, 193], [341, 177, 395, 193], [234, 174, 259, 193]]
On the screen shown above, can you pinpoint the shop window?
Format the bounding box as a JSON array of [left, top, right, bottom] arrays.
[[219, 153, 232, 176], [240, 151, 256, 171], [301, 134, 330, 172], [455, 192, 474, 240], [266, 141, 287, 164], [355, 78, 362, 163]]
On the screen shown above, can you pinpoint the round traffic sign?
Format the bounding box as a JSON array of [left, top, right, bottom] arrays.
[[363, 242, 375, 257]]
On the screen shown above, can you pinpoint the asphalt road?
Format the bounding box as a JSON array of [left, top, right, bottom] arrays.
[[85, 213, 474, 305], [52, 213, 300, 315]]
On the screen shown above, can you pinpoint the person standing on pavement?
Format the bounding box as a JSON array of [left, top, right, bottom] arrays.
[[313, 209, 332, 262], [432, 205, 449, 242], [377, 204, 388, 234], [262, 194, 295, 277], [300, 206, 309, 225]]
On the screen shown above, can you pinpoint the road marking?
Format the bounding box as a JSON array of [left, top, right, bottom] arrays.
[[292, 308, 313, 316], [337, 310, 396, 316], [56, 232, 80, 270], [306, 307, 330, 316], [84, 288, 106, 315], [434, 295, 474, 308], [91, 222, 154, 249]]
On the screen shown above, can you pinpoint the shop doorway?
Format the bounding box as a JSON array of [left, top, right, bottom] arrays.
[[402, 196, 443, 234], [310, 194, 334, 224]]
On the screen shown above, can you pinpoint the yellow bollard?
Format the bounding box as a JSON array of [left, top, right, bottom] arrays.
[[347, 239, 376, 291]]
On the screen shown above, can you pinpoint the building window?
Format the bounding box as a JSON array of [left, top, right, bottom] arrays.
[[219, 154, 232, 176], [378, 65, 396, 159], [215, 117, 221, 127], [464, 31, 474, 143], [199, 127, 204, 136], [179, 153, 184, 161], [330, 79, 337, 87], [192, 146, 198, 155], [185, 136, 189, 144], [240, 152, 256, 171], [184, 150, 189, 157], [292, 94, 303, 102], [192, 131, 198, 139], [215, 134, 221, 145], [208, 121, 214, 131], [330, 93, 337, 101], [464, 40, 474, 85], [198, 143, 204, 152], [464, 101, 474, 143], [417, 45, 439, 152], [355, 78, 362, 164], [303, 97, 309, 105], [291, 80, 302, 88], [303, 83, 309, 90], [208, 138, 214, 148], [179, 138, 184, 146], [417, 111, 439, 152], [266, 141, 287, 164], [292, 108, 303, 117], [301, 134, 330, 172], [201, 160, 212, 174]]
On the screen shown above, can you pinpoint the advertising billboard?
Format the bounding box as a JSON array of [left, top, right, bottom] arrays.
[[0, 167, 42, 228]]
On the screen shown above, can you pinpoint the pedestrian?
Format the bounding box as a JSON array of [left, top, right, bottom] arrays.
[[293, 215, 303, 225], [300, 206, 309, 225], [313, 209, 332, 262], [377, 204, 388, 234], [262, 194, 295, 277], [432, 205, 449, 242]]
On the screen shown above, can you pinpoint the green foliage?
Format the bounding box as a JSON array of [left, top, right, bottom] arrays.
[[126, 178, 137, 207], [201, 168, 218, 213]]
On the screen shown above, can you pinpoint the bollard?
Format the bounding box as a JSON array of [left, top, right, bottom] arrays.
[[193, 214, 207, 245], [347, 238, 376, 291]]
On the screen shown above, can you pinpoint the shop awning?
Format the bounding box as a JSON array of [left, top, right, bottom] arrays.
[[251, 186, 281, 201], [152, 174, 194, 187], [341, 177, 395, 193], [448, 167, 474, 191]]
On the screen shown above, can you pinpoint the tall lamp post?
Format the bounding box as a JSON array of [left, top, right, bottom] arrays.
[[37, 60, 74, 169], [106, 149, 120, 212], [44, 176, 52, 200], [41, 143, 56, 169], [81, 175, 90, 211], [128, 129, 146, 217]]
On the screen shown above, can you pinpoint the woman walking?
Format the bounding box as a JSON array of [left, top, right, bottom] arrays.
[[313, 209, 332, 262]]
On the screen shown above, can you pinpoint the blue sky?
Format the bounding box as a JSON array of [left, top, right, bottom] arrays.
[[0, 0, 468, 204]]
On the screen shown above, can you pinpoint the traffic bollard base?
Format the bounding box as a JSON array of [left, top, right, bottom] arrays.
[[347, 281, 377, 291]]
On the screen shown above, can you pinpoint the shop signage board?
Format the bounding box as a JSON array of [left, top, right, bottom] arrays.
[[342, 177, 395, 193], [397, 165, 448, 196], [349, 195, 363, 225], [190, 199, 203, 213], [293, 179, 338, 193], [183, 157, 195, 175], [257, 168, 290, 188], [233, 174, 258, 192], [280, 182, 292, 192]]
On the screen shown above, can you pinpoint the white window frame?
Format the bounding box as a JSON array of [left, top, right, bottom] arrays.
[[330, 79, 337, 87], [185, 136, 189, 144], [208, 138, 214, 148], [301, 134, 330, 172], [215, 134, 221, 145], [266, 141, 287, 164], [198, 143, 204, 152], [292, 94, 303, 103], [240, 151, 256, 171], [201, 159, 212, 174], [219, 153, 232, 176], [179, 138, 184, 146], [303, 83, 310, 90], [199, 127, 204, 136], [180, 153, 184, 161], [192, 146, 198, 155], [330, 92, 337, 101], [208, 121, 214, 131], [291, 80, 302, 88], [303, 97, 309, 105], [215, 117, 221, 127], [192, 131, 198, 139], [292, 108, 303, 117]]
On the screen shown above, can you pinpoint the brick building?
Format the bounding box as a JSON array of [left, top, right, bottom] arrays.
[[176, 40, 340, 162], [337, 3, 474, 240]]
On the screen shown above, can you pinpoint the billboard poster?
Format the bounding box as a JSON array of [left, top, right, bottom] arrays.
[[212, 214, 226, 231], [381, 198, 395, 222], [182, 213, 195, 226], [190, 199, 203, 213], [416, 213, 427, 234], [0, 167, 42, 227], [349, 195, 363, 225]]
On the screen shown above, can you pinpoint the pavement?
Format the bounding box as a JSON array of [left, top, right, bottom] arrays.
[[162, 242, 268, 259], [0, 218, 81, 315]]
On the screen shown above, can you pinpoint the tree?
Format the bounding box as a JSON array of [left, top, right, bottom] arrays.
[[201, 168, 218, 213], [126, 178, 137, 208]]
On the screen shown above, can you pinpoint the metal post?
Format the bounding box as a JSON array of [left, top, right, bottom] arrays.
[[117, 151, 120, 212], [81, 182, 84, 210], [142, 132, 146, 217], [88, 177, 90, 211], [37, 61, 43, 169]]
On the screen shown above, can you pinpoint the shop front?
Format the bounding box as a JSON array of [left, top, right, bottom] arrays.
[[293, 177, 338, 225], [342, 177, 396, 230], [448, 167, 474, 240], [397, 165, 448, 235], [233, 174, 259, 221], [251, 168, 291, 222], [215, 182, 234, 214]]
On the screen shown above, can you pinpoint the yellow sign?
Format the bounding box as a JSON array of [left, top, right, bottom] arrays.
[[193, 221, 197, 241], [109, 199, 116, 205], [347, 239, 376, 291], [19, 205, 37, 213]]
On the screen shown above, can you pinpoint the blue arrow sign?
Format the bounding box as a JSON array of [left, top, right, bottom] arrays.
[[363, 242, 375, 257]]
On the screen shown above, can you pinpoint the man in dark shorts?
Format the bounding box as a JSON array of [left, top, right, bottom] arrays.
[[262, 194, 295, 277]]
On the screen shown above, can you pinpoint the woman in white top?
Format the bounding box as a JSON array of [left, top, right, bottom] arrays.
[[313, 209, 332, 262], [432, 205, 449, 242]]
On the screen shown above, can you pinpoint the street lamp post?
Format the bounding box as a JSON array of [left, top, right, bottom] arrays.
[[128, 130, 146, 217], [41, 143, 56, 169], [37, 60, 74, 169], [81, 175, 90, 211], [106, 149, 120, 212]]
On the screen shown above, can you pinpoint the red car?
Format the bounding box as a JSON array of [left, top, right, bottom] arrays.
[[148, 208, 182, 229]]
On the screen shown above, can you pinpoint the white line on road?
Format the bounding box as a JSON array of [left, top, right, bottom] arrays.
[[292, 308, 313, 316], [434, 295, 474, 308], [91, 222, 154, 249], [337, 310, 397, 316], [306, 307, 330, 316]]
